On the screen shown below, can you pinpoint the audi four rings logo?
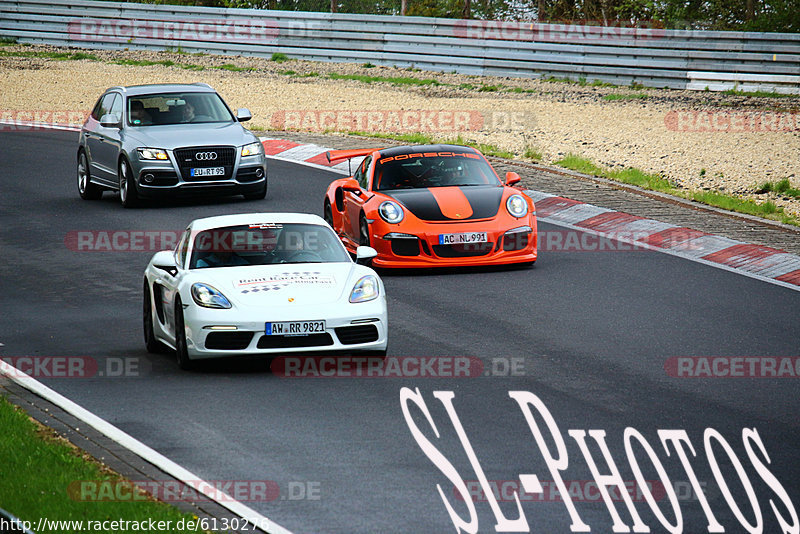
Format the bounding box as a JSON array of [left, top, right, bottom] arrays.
[[195, 152, 218, 161]]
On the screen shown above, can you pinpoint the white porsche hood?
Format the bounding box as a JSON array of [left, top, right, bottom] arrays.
[[195, 262, 364, 307]]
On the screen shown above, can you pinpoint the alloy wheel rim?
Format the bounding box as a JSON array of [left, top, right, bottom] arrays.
[[119, 161, 128, 203], [78, 157, 87, 193]]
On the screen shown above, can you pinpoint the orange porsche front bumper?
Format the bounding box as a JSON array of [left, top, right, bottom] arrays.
[[368, 216, 538, 268]]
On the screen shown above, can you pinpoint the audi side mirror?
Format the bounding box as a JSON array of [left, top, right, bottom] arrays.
[[236, 108, 252, 122], [100, 113, 121, 128]]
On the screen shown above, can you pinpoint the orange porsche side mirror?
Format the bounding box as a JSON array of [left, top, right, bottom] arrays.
[[342, 178, 361, 193], [505, 172, 521, 186]]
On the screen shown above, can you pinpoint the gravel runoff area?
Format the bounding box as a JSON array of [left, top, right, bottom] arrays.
[[1, 44, 798, 217]]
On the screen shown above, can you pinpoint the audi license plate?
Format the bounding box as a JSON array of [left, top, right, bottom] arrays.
[[438, 232, 488, 245], [190, 167, 225, 177], [266, 320, 326, 336]]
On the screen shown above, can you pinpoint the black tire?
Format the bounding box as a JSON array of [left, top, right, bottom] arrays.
[[243, 178, 267, 201], [143, 280, 166, 354], [174, 297, 194, 370], [118, 158, 139, 208], [323, 200, 334, 227], [359, 214, 371, 247], [77, 151, 102, 200]]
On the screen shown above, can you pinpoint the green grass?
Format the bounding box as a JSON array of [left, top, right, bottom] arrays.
[[458, 83, 476, 90], [113, 58, 174, 67], [478, 84, 502, 92], [279, 69, 297, 75], [0, 49, 99, 61], [0, 395, 204, 532], [591, 79, 617, 87], [300, 71, 320, 77], [215, 63, 253, 72], [271, 52, 289, 62], [722, 88, 792, 98], [508, 87, 536, 93], [347, 131, 436, 145], [0, 36, 18, 45], [603, 93, 649, 101], [361, 62, 376, 68], [757, 178, 800, 199], [327, 72, 441, 87], [523, 146, 543, 160], [178, 63, 204, 71], [554, 153, 798, 225], [344, 131, 513, 158]]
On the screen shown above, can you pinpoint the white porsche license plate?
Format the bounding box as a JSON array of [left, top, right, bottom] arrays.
[[438, 232, 488, 245], [190, 166, 225, 177], [266, 320, 326, 336]]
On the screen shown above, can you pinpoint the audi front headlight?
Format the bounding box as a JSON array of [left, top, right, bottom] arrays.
[[349, 275, 379, 303], [137, 148, 169, 161], [241, 142, 264, 157], [191, 283, 232, 309], [378, 201, 404, 224], [506, 194, 528, 218]]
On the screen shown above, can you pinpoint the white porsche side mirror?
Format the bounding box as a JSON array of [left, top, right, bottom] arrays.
[[356, 246, 377, 264]]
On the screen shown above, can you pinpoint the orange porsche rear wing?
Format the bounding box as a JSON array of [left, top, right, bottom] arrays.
[[325, 148, 383, 164]]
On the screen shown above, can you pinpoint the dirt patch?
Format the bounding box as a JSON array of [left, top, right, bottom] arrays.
[[1, 43, 798, 216]]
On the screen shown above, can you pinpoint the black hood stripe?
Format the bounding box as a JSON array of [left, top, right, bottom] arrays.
[[385, 186, 503, 222]]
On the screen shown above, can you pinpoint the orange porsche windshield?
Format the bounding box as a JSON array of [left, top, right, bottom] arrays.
[[374, 153, 501, 191]]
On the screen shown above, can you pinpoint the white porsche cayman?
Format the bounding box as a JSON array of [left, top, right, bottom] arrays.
[[143, 213, 388, 369]]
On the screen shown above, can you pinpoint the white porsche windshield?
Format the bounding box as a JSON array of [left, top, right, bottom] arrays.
[[189, 223, 351, 269]]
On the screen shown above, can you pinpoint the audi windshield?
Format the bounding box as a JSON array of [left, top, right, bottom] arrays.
[[127, 92, 235, 127]]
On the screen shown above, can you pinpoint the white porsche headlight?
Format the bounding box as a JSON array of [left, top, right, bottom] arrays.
[[506, 194, 528, 218], [191, 283, 232, 309], [241, 142, 264, 157], [137, 147, 169, 160], [379, 201, 404, 224], [349, 275, 379, 303]]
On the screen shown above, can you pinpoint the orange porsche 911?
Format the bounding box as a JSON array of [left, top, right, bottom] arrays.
[[322, 144, 537, 268]]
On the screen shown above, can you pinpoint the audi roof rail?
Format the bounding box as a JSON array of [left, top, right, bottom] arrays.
[[192, 82, 213, 89]]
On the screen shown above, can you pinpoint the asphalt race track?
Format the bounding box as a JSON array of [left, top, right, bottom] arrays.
[[2, 129, 799, 533]]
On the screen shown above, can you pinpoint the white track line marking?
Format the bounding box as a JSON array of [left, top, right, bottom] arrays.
[[0, 360, 293, 534], [0, 120, 81, 132]]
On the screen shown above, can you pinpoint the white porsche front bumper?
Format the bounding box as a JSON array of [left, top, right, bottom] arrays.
[[181, 299, 388, 360]]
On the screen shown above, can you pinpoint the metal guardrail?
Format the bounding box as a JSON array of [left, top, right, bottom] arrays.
[[0, 0, 798, 93]]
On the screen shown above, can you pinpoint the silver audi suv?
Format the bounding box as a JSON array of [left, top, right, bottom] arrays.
[[77, 83, 267, 207]]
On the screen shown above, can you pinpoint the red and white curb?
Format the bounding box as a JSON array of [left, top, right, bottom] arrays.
[[261, 138, 362, 175], [261, 137, 800, 292]]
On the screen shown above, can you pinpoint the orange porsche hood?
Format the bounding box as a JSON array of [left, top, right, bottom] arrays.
[[383, 185, 505, 222]]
